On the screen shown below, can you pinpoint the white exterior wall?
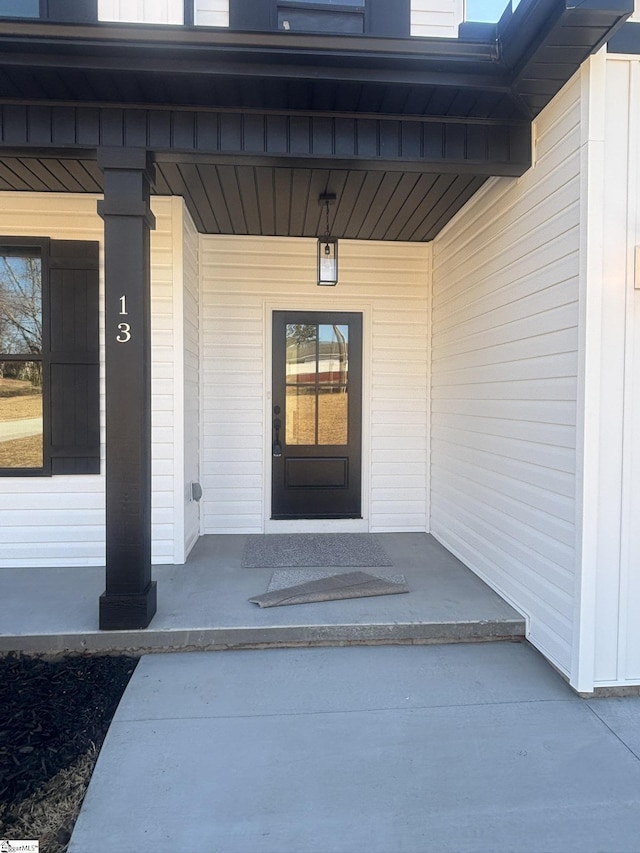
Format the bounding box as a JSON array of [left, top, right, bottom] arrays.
[[411, 0, 463, 38], [431, 73, 583, 679], [199, 236, 429, 534], [0, 193, 189, 567], [581, 54, 640, 688]]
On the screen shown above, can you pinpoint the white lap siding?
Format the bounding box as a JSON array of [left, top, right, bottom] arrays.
[[411, 0, 463, 37], [195, 0, 229, 26], [0, 193, 184, 567], [199, 236, 429, 534], [431, 73, 582, 678]]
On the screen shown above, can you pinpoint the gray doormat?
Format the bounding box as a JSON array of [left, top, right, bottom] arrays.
[[242, 533, 392, 568], [249, 571, 409, 608]]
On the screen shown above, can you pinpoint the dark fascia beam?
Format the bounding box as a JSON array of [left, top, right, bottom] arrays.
[[498, 0, 635, 73], [0, 50, 512, 93]]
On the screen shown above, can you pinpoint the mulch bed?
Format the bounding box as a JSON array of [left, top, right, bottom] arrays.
[[0, 653, 138, 850]]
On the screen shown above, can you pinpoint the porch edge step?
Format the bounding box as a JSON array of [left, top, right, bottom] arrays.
[[0, 618, 526, 655]]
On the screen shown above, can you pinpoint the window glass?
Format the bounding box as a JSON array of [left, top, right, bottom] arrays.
[[0, 247, 43, 471], [0, 0, 39, 17], [0, 361, 43, 469], [284, 323, 349, 446], [278, 8, 363, 32], [0, 248, 42, 355]]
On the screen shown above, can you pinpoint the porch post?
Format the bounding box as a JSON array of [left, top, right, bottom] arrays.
[[97, 147, 157, 630]]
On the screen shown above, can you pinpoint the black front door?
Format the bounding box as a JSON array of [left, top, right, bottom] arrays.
[[271, 311, 362, 519]]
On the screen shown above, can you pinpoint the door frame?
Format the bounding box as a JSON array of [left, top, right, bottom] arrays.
[[263, 299, 372, 533]]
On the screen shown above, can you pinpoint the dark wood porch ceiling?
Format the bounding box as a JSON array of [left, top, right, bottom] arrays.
[[0, 0, 633, 241]]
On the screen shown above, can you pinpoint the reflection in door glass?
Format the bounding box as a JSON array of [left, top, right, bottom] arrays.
[[284, 323, 349, 446]]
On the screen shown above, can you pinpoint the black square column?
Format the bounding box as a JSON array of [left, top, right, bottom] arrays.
[[97, 147, 157, 630]]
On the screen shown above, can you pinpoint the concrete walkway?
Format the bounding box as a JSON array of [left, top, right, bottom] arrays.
[[69, 642, 640, 853]]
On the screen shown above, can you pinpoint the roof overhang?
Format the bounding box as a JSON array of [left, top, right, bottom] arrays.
[[0, 0, 633, 240]]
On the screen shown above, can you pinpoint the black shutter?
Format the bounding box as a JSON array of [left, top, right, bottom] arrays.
[[367, 0, 410, 37], [48, 239, 100, 475], [229, 0, 274, 31], [45, 0, 99, 23]]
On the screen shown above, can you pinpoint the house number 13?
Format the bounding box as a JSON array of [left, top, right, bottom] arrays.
[[116, 295, 131, 343]]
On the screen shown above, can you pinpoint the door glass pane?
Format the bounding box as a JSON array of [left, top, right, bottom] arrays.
[[286, 324, 316, 385], [317, 324, 348, 445], [286, 385, 316, 445], [0, 247, 42, 355], [318, 387, 348, 445], [0, 360, 43, 468]]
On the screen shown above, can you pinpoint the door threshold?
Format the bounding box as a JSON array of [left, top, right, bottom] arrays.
[[264, 519, 369, 534]]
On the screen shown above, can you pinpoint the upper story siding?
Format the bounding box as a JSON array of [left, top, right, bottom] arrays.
[[97, 0, 463, 36]]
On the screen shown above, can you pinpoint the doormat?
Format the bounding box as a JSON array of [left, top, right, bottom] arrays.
[[241, 533, 392, 569], [266, 569, 406, 591], [249, 571, 409, 608]]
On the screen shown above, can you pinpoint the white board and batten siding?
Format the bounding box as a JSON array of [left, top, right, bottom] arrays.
[[431, 72, 583, 680], [583, 54, 640, 688], [0, 194, 192, 567], [199, 236, 429, 535]]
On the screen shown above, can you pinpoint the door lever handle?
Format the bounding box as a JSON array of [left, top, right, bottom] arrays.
[[273, 417, 282, 457]]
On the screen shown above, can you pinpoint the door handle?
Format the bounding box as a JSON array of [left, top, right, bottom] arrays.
[[273, 416, 282, 457]]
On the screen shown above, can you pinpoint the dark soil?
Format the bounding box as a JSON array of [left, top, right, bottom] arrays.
[[0, 653, 138, 848]]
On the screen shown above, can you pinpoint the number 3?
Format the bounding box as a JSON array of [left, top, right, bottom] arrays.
[[116, 322, 131, 343]]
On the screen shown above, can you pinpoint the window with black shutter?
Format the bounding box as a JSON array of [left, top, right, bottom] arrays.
[[229, 0, 410, 37], [0, 237, 100, 476]]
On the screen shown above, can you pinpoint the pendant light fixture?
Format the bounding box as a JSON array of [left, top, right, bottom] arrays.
[[318, 192, 338, 286]]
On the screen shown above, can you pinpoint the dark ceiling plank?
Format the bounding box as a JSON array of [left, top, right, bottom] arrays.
[[216, 164, 248, 234], [254, 166, 276, 236], [369, 172, 423, 241], [0, 160, 32, 190], [355, 171, 404, 240], [422, 175, 487, 241], [55, 157, 101, 191], [410, 174, 480, 240], [394, 174, 457, 241], [273, 167, 292, 235], [23, 158, 74, 192], [381, 173, 440, 241], [176, 163, 219, 233], [156, 161, 205, 232], [235, 167, 262, 234], [18, 157, 68, 191], [197, 164, 233, 233], [78, 158, 104, 191], [0, 157, 51, 191], [343, 170, 385, 239], [329, 169, 366, 237], [44, 158, 91, 191], [303, 169, 333, 236], [288, 168, 311, 237]]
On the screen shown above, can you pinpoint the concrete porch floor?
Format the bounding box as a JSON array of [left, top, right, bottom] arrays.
[[0, 533, 525, 654]]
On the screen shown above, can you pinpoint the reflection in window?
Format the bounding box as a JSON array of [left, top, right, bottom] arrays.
[[0, 246, 43, 470], [0, 361, 43, 468], [278, 0, 365, 33], [0, 0, 39, 18], [285, 323, 349, 446]]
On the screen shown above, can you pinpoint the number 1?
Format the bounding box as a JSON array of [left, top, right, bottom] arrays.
[[119, 295, 128, 315]]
